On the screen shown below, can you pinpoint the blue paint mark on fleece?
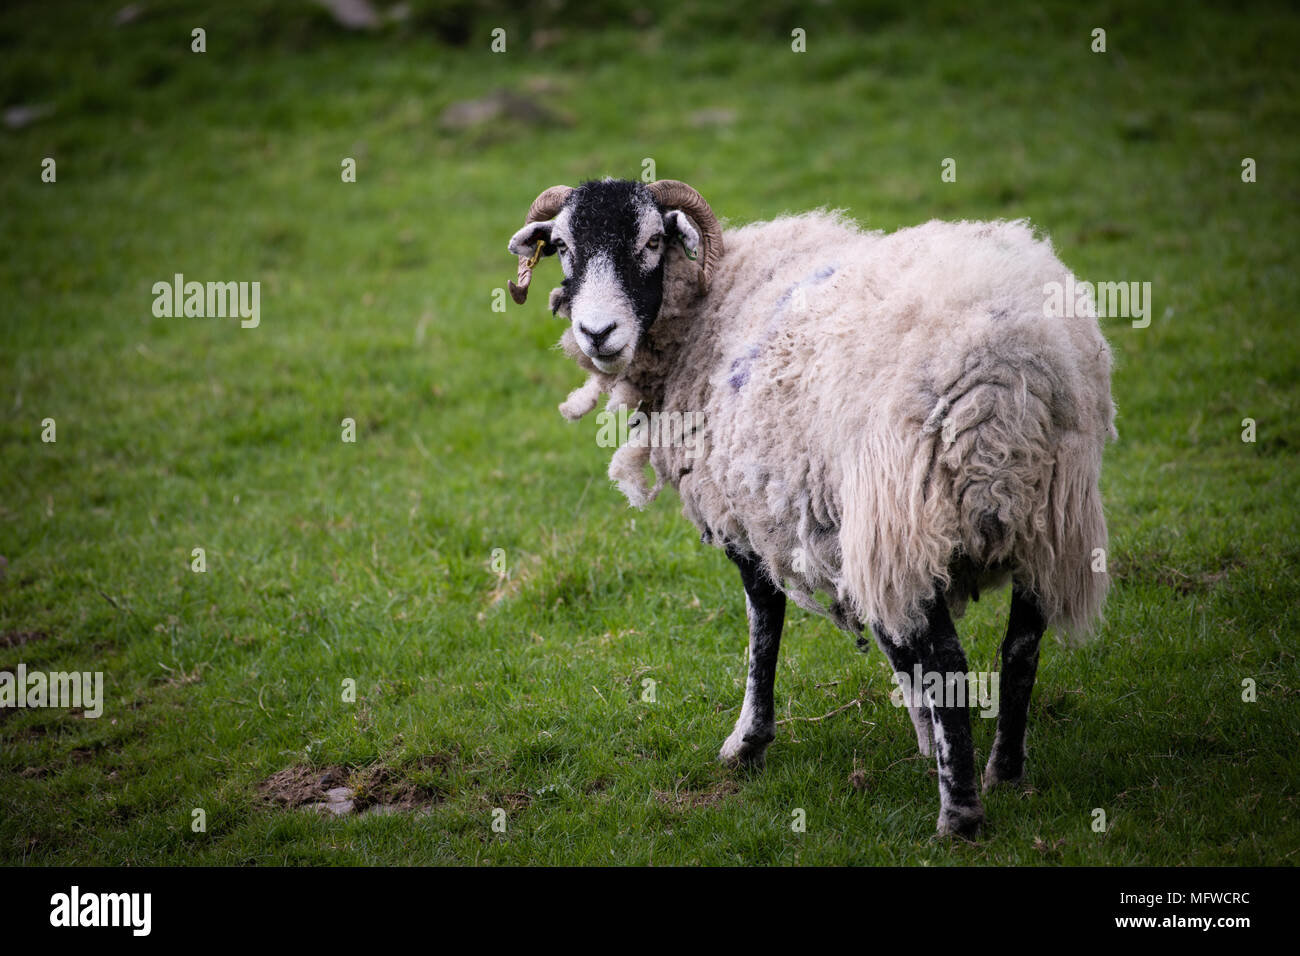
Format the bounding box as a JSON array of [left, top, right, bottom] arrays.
[[728, 345, 761, 390], [729, 263, 838, 392]]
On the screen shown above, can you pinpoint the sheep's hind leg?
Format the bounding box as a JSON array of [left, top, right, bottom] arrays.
[[718, 547, 786, 769], [983, 583, 1047, 792], [879, 596, 984, 839]]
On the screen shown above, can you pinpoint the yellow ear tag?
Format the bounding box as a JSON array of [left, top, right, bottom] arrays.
[[526, 240, 548, 269]]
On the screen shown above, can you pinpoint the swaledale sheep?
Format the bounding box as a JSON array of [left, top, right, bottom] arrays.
[[505, 178, 1116, 838]]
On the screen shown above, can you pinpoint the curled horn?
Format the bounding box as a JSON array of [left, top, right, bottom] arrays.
[[508, 184, 574, 304], [648, 179, 723, 292]]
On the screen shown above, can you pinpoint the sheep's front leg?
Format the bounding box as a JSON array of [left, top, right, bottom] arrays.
[[984, 583, 1047, 791], [881, 596, 983, 838], [718, 547, 786, 769], [868, 629, 934, 757]]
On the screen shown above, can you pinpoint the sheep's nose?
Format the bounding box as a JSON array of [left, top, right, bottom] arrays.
[[579, 321, 617, 351]]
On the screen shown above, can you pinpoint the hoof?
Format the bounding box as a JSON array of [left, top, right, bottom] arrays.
[[936, 803, 984, 840], [981, 768, 1025, 794], [982, 752, 1027, 793], [719, 728, 774, 769]]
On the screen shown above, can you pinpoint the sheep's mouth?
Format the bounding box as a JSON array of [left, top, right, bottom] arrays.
[[588, 346, 628, 373]]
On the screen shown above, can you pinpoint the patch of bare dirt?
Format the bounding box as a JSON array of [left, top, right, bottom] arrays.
[[472, 788, 533, 813], [849, 755, 872, 792], [257, 761, 444, 815], [1, 630, 48, 648], [651, 779, 739, 810], [351, 765, 442, 812], [257, 765, 343, 808]]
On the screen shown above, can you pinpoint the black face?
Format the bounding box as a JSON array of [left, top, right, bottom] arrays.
[[554, 179, 668, 332], [508, 178, 698, 374]]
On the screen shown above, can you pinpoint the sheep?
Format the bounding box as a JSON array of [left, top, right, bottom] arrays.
[[504, 177, 1116, 838]]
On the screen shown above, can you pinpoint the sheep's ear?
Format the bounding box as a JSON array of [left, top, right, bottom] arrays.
[[664, 210, 701, 258], [508, 221, 555, 257], [548, 286, 571, 317]]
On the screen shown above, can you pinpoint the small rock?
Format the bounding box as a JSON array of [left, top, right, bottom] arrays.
[[689, 108, 737, 128], [314, 0, 379, 30], [523, 75, 565, 96], [3, 104, 54, 130], [308, 788, 356, 816], [308, 799, 354, 816], [439, 90, 571, 131], [114, 4, 145, 25], [530, 29, 565, 52]]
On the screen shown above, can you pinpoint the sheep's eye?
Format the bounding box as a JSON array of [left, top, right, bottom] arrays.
[[551, 238, 567, 253], [645, 235, 662, 252]]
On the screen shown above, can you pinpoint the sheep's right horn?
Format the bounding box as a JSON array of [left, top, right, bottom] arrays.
[[508, 184, 574, 304], [648, 179, 723, 292]]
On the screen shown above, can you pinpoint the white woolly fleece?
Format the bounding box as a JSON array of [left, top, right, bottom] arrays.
[[558, 211, 1117, 643]]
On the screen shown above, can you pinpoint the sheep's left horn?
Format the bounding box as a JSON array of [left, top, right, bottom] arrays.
[[508, 184, 574, 304], [648, 179, 723, 293]]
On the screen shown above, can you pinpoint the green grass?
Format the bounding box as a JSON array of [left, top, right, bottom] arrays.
[[1, 0, 1298, 865]]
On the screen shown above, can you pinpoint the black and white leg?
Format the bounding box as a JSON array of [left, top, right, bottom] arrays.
[[877, 594, 983, 838], [869, 628, 934, 757], [718, 547, 786, 768], [984, 582, 1047, 791]]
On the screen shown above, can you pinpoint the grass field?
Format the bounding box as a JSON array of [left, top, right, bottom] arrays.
[[1, 0, 1298, 865]]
